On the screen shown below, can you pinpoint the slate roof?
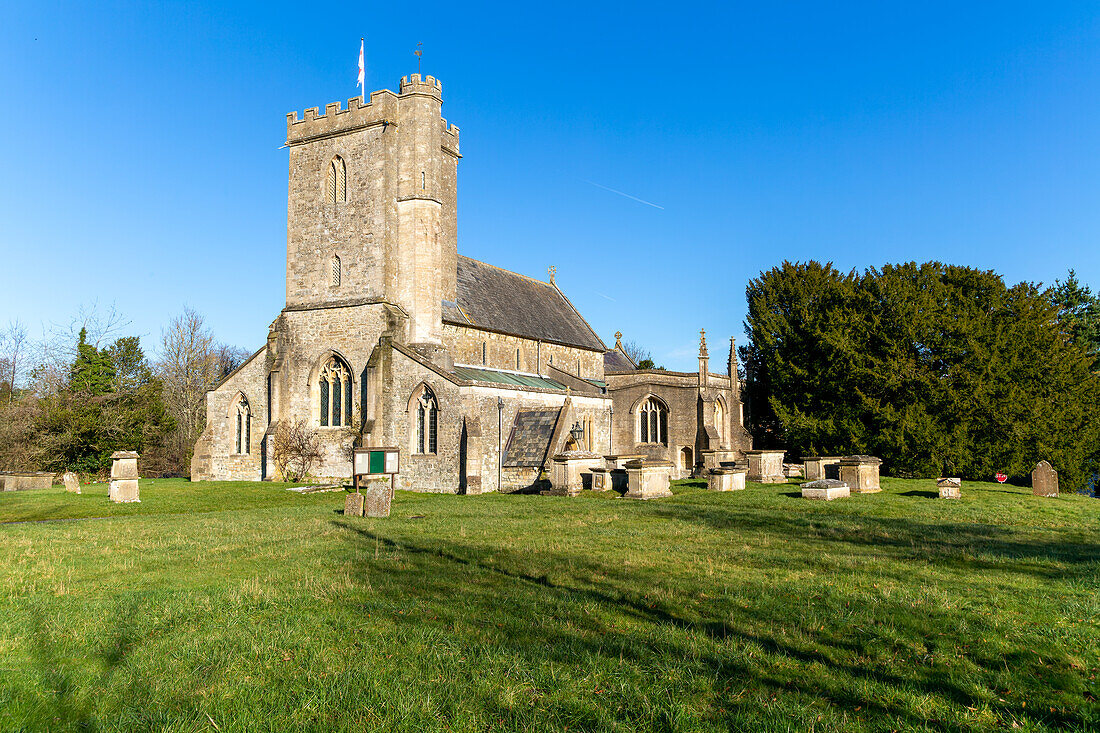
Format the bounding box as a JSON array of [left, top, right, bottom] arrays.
[[452, 365, 567, 390], [502, 409, 561, 467], [444, 256, 606, 352], [603, 348, 636, 372]]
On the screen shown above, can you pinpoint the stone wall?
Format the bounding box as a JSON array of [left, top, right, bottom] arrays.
[[191, 347, 269, 481], [607, 370, 750, 478], [442, 324, 604, 379]]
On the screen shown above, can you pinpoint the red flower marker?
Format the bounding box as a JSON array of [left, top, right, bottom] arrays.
[[995, 472, 1007, 483]]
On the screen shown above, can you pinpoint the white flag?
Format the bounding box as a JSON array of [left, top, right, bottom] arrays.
[[357, 39, 365, 100]]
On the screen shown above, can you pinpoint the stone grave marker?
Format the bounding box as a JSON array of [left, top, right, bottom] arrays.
[[800, 478, 850, 501], [62, 471, 81, 494], [108, 451, 140, 503], [344, 491, 365, 517], [936, 477, 961, 499], [1031, 461, 1059, 497]]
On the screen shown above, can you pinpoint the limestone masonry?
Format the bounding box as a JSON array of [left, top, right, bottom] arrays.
[[191, 74, 752, 492]]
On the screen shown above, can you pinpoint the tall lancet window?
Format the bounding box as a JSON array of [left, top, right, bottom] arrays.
[[319, 356, 352, 427], [325, 156, 346, 204], [414, 386, 438, 454], [638, 396, 669, 445], [234, 395, 251, 455], [714, 400, 725, 444], [331, 255, 341, 287]]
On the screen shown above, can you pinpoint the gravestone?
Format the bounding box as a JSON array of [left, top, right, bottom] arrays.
[[363, 479, 392, 517], [800, 479, 850, 501], [1031, 461, 1059, 497], [545, 451, 603, 497], [62, 471, 81, 494], [623, 459, 674, 499], [745, 450, 787, 483], [108, 451, 140, 503], [936, 477, 961, 499], [839, 455, 882, 493], [344, 491, 364, 517], [707, 467, 747, 492], [803, 457, 841, 482]]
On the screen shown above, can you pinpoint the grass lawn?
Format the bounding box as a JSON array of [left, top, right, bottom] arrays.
[[1, 477, 1097, 732]]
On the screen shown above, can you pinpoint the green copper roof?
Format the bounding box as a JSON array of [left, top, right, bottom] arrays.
[[452, 365, 568, 390]]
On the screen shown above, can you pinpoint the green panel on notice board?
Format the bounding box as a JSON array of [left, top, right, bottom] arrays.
[[369, 450, 385, 474]]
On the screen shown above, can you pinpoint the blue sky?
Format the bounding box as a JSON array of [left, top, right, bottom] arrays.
[[1, 1, 1098, 371]]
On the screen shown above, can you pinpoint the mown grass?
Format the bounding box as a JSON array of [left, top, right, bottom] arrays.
[[0, 477, 1097, 732]]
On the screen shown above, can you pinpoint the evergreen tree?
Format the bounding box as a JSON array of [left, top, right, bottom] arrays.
[[742, 261, 1100, 489]]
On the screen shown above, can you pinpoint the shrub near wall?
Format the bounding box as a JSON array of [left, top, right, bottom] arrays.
[[740, 261, 1100, 489]]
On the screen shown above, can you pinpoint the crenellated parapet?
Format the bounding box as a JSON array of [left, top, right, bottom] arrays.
[[286, 76, 459, 150], [399, 73, 442, 98]]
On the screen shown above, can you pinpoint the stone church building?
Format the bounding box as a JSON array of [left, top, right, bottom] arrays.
[[191, 74, 751, 492]]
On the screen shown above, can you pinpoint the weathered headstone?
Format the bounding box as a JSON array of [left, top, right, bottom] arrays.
[[800, 478, 850, 500], [707, 467, 747, 492], [363, 479, 392, 517], [108, 451, 140, 503], [936, 477, 961, 499], [62, 471, 81, 494], [344, 491, 365, 517], [1031, 461, 1059, 497]]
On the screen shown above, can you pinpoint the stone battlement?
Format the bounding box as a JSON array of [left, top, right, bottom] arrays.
[[286, 78, 458, 146], [399, 73, 443, 96]]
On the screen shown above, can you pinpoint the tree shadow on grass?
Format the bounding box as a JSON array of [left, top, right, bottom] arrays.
[[651, 503, 1100, 575], [22, 600, 145, 731], [899, 490, 939, 498], [334, 520, 1093, 731]]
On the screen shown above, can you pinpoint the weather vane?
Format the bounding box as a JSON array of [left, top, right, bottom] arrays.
[[414, 42, 423, 76]]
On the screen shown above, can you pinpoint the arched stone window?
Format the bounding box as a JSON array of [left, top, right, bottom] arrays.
[[318, 356, 352, 427], [638, 396, 669, 445], [325, 156, 346, 204], [412, 385, 438, 455], [331, 255, 341, 287], [234, 395, 251, 455]]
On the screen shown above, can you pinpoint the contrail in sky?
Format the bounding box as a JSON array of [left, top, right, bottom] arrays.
[[583, 180, 665, 210]]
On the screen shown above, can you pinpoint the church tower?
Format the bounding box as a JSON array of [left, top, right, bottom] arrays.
[[284, 75, 460, 346]]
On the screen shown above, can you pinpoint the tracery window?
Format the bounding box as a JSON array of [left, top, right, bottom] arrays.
[[319, 356, 352, 427], [714, 399, 725, 443], [325, 156, 346, 204], [638, 396, 668, 445], [234, 395, 251, 455], [414, 386, 438, 454]]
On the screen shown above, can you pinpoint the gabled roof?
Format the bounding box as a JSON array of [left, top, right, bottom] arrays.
[[444, 256, 606, 352], [603, 348, 636, 372]]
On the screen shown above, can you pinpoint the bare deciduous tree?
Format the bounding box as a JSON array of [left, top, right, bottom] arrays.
[[621, 339, 650, 366], [1, 320, 28, 403], [271, 420, 323, 482], [157, 308, 220, 472]]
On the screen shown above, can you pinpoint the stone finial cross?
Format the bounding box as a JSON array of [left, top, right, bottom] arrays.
[[548, 265, 556, 283], [614, 331, 623, 348], [699, 328, 708, 357]]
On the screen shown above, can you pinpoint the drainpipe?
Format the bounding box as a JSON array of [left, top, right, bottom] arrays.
[[497, 396, 504, 491]]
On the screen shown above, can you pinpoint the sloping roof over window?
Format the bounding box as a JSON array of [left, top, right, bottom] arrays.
[[445, 256, 606, 352], [502, 409, 561, 467], [603, 349, 636, 372], [452, 365, 568, 390]]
